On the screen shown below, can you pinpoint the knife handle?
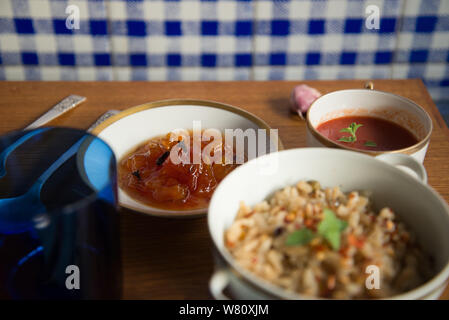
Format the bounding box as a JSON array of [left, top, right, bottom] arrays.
[[87, 110, 120, 132], [25, 95, 86, 130]]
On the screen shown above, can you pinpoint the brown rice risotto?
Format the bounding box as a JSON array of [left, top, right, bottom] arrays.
[[225, 180, 433, 299]]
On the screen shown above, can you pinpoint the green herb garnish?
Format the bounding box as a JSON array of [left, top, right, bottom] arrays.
[[284, 208, 348, 250], [285, 228, 315, 246], [317, 208, 348, 250], [364, 141, 377, 147], [338, 122, 363, 143]]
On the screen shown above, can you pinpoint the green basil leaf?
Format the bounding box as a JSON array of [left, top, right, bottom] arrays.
[[285, 228, 316, 246], [339, 128, 353, 134], [339, 122, 363, 143], [351, 123, 363, 133], [324, 230, 341, 251], [364, 141, 377, 147], [317, 208, 348, 250], [338, 136, 355, 143]]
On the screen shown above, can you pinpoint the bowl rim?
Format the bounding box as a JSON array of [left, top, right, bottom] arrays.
[[208, 147, 449, 300], [91, 98, 283, 218], [305, 89, 433, 156]]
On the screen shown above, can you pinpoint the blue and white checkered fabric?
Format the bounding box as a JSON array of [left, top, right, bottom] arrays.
[[0, 0, 113, 80], [252, 0, 400, 80], [106, 0, 254, 80], [0, 0, 448, 101], [392, 0, 449, 100]]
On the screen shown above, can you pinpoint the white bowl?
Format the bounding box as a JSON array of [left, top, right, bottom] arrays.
[[306, 85, 433, 163], [208, 148, 449, 299], [92, 99, 280, 218]]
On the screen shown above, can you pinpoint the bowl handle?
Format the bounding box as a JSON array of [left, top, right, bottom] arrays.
[[375, 153, 428, 184], [209, 269, 231, 300]]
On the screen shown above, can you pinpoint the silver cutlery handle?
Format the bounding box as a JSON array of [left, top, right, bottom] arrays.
[[87, 110, 120, 132], [25, 95, 86, 130]]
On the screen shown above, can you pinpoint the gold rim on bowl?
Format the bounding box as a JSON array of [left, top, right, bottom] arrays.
[[91, 99, 284, 217]]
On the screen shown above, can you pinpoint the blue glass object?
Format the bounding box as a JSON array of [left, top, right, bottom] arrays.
[[0, 127, 121, 299]]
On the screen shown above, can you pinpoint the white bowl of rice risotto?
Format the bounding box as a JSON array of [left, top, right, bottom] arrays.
[[208, 148, 449, 300]]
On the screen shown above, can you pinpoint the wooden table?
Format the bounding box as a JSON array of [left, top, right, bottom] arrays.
[[0, 79, 448, 299]]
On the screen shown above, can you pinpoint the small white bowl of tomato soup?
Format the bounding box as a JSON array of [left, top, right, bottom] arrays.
[[306, 83, 432, 163]]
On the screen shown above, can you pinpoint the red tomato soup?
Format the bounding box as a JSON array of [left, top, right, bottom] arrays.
[[316, 116, 418, 151]]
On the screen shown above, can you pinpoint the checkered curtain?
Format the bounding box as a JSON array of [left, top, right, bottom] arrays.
[[0, 0, 448, 101]]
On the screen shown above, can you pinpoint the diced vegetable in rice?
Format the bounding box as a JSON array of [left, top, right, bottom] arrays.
[[225, 181, 433, 299]]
